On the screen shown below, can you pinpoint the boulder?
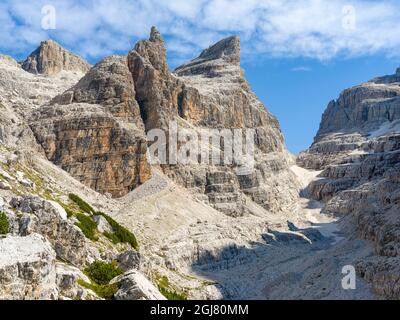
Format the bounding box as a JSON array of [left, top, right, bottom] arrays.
[[11, 196, 90, 267], [111, 270, 166, 300], [116, 250, 141, 271], [55, 263, 97, 300], [0, 234, 58, 300], [93, 215, 113, 233]]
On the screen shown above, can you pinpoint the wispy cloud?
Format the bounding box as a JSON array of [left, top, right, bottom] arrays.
[[291, 66, 312, 72], [1, 0, 400, 64]]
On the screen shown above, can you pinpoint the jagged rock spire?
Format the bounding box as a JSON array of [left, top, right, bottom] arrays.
[[129, 26, 169, 75], [149, 26, 163, 43], [21, 39, 90, 75]]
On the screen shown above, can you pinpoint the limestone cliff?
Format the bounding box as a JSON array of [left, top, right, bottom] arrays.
[[1, 27, 388, 301], [31, 56, 151, 198], [21, 40, 90, 75], [298, 68, 400, 299], [128, 28, 299, 215], [33, 27, 298, 214]]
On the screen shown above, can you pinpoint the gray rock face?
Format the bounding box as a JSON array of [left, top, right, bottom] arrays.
[[127, 27, 299, 215], [52, 55, 143, 123], [111, 270, 166, 300], [0, 234, 58, 300], [298, 68, 400, 172], [175, 36, 240, 77], [30, 55, 152, 198], [317, 77, 400, 137], [21, 40, 90, 75], [356, 257, 400, 299], [298, 67, 400, 299], [117, 250, 141, 272], [128, 27, 183, 131], [10, 196, 90, 267], [55, 263, 97, 300]]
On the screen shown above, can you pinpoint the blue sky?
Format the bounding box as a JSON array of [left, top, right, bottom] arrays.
[[243, 56, 400, 153], [1, 0, 400, 153]]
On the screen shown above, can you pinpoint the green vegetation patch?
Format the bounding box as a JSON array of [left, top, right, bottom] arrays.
[[97, 212, 139, 250], [64, 195, 138, 249], [75, 212, 98, 241], [85, 261, 123, 285], [79, 260, 124, 300], [0, 212, 9, 235], [68, 193, 95, 214], [77, 279, 118, 300], [156, 275, 187, 300]]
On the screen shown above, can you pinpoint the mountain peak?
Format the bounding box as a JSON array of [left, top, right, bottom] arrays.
[[198, 36, 240, 65], [21, 40, 90, 75], [174, 36, 241, 77], [149, 26, 163, 43]]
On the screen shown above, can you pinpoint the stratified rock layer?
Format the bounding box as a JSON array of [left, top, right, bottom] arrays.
[[32, 28, 298, 210], [31, 56, 151, 198], [298, 68, 400, 299], [128, 28, 299, 214]]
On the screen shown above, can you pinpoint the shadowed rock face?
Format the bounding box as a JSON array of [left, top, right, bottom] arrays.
[[298, 68, 400, 299], [21, 40, 90, 75]]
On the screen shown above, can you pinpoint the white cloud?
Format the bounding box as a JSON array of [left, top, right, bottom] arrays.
[[291, 66, 312, 72], [0, 0, 400, 64]]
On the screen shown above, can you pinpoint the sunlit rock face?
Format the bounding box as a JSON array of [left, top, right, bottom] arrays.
[[21, 40, 90, 76], [0, 234, 58, 300], [298, 67, 400, 299], [31, 55, 151, 198], [127, 27, 299, 215]]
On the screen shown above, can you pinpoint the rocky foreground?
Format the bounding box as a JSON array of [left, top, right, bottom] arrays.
[[0, 27, 398, 300]]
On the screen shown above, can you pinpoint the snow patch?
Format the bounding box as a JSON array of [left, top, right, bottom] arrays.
[[369, 120, 400, 138]]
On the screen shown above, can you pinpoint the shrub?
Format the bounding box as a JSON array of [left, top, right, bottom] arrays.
[[85, 261, 123, 286], [0, 212, 9, 235], [103, 231, 120, 244], [159, 287, 188, 300], [64, 207, 75, 218], [68, 193, 95, 214], [156, 275, 187, 300], [77, 279, 118, 300], [75, 213, 98, 241], [97, 212, 139, 250]]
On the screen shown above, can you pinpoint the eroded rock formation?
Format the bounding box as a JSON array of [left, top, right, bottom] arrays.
[[127, 28, 298, 214], [30, 56, 151, 197], [21, 40, 90, 75], [298, 68, 400, 299], [27, 28, 298, 214]]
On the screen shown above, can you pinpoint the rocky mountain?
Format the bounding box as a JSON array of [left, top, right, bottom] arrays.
[[0, 26, 394, 300], [298, 69, 400, 299], [21, 40, 90, 75], [31, 55, 151, 198]]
